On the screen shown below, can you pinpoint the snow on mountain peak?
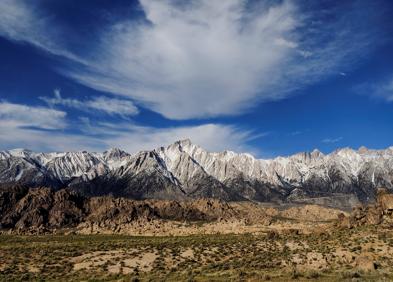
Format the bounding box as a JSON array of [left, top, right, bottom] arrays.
[[358, 146, 369, 154], [8, 148, 33, 158], [1, 140, 393, 202], [102, 148, 129, 160], [311, 149, 324, 157], [177, 139, 192, 147]]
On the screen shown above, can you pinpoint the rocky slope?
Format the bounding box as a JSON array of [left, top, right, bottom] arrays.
[[337, 188, 393, 228], [1, 140, 393, 203], [0, 185, 250, 234], [0, 185, 344, 235]]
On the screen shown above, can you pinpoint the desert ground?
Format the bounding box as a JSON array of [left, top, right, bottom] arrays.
[[1, 187, 393, 281], [1, 211, 393, 281], [1, 226, 393, 281]]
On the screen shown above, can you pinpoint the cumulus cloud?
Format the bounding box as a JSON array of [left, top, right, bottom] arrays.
[[0, 101, 67, 130], [40, 89, 139, 116]]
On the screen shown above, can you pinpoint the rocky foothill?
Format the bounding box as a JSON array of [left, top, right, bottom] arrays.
[[0, 184, 346, 235], [0, 184, 255, 234], [337, 188, 393, 228]]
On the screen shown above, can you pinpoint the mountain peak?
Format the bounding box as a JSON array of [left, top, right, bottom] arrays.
[[333, 147, 357, 156], [9, 148, 32, 153], [291, 149, 324, 162], [8, 148, 33, 157], [311, 149, 324, 158], [104, 147, 123, 154], [103, 147, 129, 161], [1, 142, 393, 204], [176, 139, 193, 147], [358, 146, 369, 154]]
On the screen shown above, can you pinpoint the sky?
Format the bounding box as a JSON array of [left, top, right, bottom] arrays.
[[0, 0, 392, 157]]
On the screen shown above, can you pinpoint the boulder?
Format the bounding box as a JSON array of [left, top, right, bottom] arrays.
[[378, 194, 393, 213], [338, 188, 393, 228], [355, 255, 376, 272]]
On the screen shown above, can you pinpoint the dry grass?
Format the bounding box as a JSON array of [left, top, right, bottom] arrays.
[[0, 225, 393, 281]]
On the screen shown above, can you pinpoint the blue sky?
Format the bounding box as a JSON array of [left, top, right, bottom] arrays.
[[0, 0, 392, 157]]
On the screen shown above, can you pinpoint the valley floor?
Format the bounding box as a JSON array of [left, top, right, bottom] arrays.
[[1, 225, 393, 281]]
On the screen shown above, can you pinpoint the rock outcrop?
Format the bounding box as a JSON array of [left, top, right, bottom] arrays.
[[0, 184, 344, 235], [337, 188, 393, 228], [0, 185, 241, 234], [0, 185, 85, 231]]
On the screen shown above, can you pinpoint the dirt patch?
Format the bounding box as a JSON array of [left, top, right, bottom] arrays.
[[72, 249, 157, 273], [280, 205, 346, 222], [180, 248, 194, 259], [293, 251, 327, 271], [285, 241, 309, 251], [122, 252, 158, 272], [27, 265, 40, 273]]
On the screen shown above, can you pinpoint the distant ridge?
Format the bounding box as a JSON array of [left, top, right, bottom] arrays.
[[1, 140, 393, 204]]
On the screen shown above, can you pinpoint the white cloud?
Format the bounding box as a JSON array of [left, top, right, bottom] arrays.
[[383, 79, 393, 102], [0, 0, 85, 63], [289, 131, 302, 136], [65, 0, 379, 120], [0, 101, 85, 152], [80, 121, 259, 154], [0, 0, 47, 46], [0, 102, 257, 154], [40, 89, 139, 116], [361, 77, 393, 102], [0, 0, 383, 120], [353, 75, 393, 103], [322, 137, 343, 144], [0, 101, 67, 130], [68, 0, 299, 119], [0, 124, 102, 152]]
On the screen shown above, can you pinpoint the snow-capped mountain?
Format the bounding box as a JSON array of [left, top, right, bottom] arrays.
[[1, 140, 393, 203]]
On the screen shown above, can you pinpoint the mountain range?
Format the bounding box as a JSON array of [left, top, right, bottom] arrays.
[[1, 139, 393, 204]]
